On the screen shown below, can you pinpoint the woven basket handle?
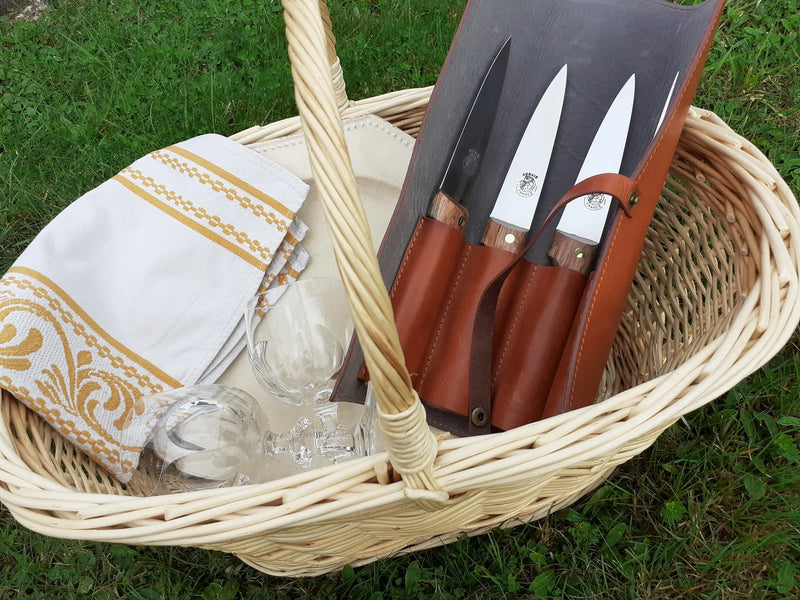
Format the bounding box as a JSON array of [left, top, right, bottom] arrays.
[[282, 0, 447, 507]]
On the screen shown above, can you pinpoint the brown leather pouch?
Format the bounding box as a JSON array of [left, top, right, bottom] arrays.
[[376, 215, 586, 434], [370, 175, 635, 435], [385, 217, 517, 431], [337, 0, 727, 434]]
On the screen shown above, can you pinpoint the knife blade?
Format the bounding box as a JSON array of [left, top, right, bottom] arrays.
[[428, 37, 511, 232], [480, 64, 569, 253], [655, 71, 680, 135], [546, 74, 636, 272]]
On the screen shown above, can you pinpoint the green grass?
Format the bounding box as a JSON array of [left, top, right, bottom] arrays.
[[1, 0, 799, 598]]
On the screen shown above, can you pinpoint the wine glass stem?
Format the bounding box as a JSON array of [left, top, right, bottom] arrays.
[[316, 430, 358, 459], [258, 422, 364, 467]]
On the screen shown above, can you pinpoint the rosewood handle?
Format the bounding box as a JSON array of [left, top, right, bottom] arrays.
[[546, 230, 598, 273], [480, 218, 527, 253], [428, 191, 469, 232]]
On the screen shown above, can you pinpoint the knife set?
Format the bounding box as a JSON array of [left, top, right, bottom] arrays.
[[336, 0, 727, 435]]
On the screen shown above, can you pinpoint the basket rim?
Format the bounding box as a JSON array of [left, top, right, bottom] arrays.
[[1, 102, 798, 535]]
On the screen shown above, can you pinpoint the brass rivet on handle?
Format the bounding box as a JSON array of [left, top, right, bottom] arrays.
[[504, 233, 516, 245], [575, 248, 585, 259], [628, 190, 639, 208], [471, 407, 488, 427], [458, 216, 466, 228]]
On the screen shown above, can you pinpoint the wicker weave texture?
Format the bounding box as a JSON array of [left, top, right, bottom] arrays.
[[0, 0, 798, 577]]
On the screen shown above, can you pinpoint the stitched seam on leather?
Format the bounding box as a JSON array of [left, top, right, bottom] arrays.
[[567, 19, 713, 411], [418, 244, 471, 390], [389, 218, 426, 302], [492, 265, 537, 386]]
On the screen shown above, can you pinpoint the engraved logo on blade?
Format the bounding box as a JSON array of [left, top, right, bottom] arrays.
[[583, 193, 608, 211], [462, 149, 480, 176], [516, 172, 538, 198]]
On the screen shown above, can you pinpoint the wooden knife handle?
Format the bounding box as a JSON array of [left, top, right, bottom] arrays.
[[547, 230, 598, 274], [480, 218, 527, 253], [428, 191, 469, 232]]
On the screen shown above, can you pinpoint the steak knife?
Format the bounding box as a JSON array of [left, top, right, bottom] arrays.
[[428, 37, 511, 231], [546, 74, 636, 272], [547, 71, 678, 272], [480, 64, 569, 253]]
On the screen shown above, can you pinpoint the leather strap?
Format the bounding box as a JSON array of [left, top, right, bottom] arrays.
[[468, 173, 639, 434]]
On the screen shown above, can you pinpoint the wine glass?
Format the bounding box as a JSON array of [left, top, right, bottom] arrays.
[[244, 278, 354, 406], [125, 384, 383, 495]]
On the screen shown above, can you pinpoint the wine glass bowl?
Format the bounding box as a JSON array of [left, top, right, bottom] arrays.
[[244, 278, 354, 406], [126, 384, 384, 495], [126, 385, 267, 494]]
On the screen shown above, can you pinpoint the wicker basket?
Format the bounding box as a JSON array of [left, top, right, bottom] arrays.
[[1, 0, 798, 577]]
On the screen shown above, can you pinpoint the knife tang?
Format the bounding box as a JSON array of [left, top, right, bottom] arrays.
[[428, 190, 469, 232]]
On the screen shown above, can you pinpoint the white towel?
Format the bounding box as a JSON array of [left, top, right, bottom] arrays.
[[0, 134, 309, 481]]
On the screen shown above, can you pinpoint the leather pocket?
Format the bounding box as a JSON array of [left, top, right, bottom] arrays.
[[491, 262, 587, 429], [415, 237, 516, 417], [358, 216, 465, 384]]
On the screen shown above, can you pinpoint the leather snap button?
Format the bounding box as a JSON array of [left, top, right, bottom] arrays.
[[471, 407, 488, 427]]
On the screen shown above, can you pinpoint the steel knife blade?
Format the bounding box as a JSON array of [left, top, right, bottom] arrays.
[[428, 37, 511, 232], [480, 64, 569, 253], [655, 71, 680, 135], [547, 74, 636, 271]]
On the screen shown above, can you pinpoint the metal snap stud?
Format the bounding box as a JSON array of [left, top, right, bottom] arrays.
[[471, 407, 488, 427]]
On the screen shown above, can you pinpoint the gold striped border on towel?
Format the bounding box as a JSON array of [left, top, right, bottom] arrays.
[[113, 173, 272, 272], [163, 145, 296, 220], [0, 267, 182, 474]]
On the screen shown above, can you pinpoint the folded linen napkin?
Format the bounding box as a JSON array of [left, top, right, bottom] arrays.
[[0, 134, 309, 481]]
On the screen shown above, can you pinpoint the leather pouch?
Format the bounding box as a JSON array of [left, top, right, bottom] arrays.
[[336, 0, 727, 435], [379, 215, 587, 433]]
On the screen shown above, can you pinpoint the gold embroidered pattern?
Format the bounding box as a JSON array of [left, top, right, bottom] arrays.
[[3, 269, 179, 389], [281, 231, 300, 260], [112, 174, 268, 271], [0, 322, 42, 371], [0, 269, 180, 476], [133, 160, 290, 232]]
